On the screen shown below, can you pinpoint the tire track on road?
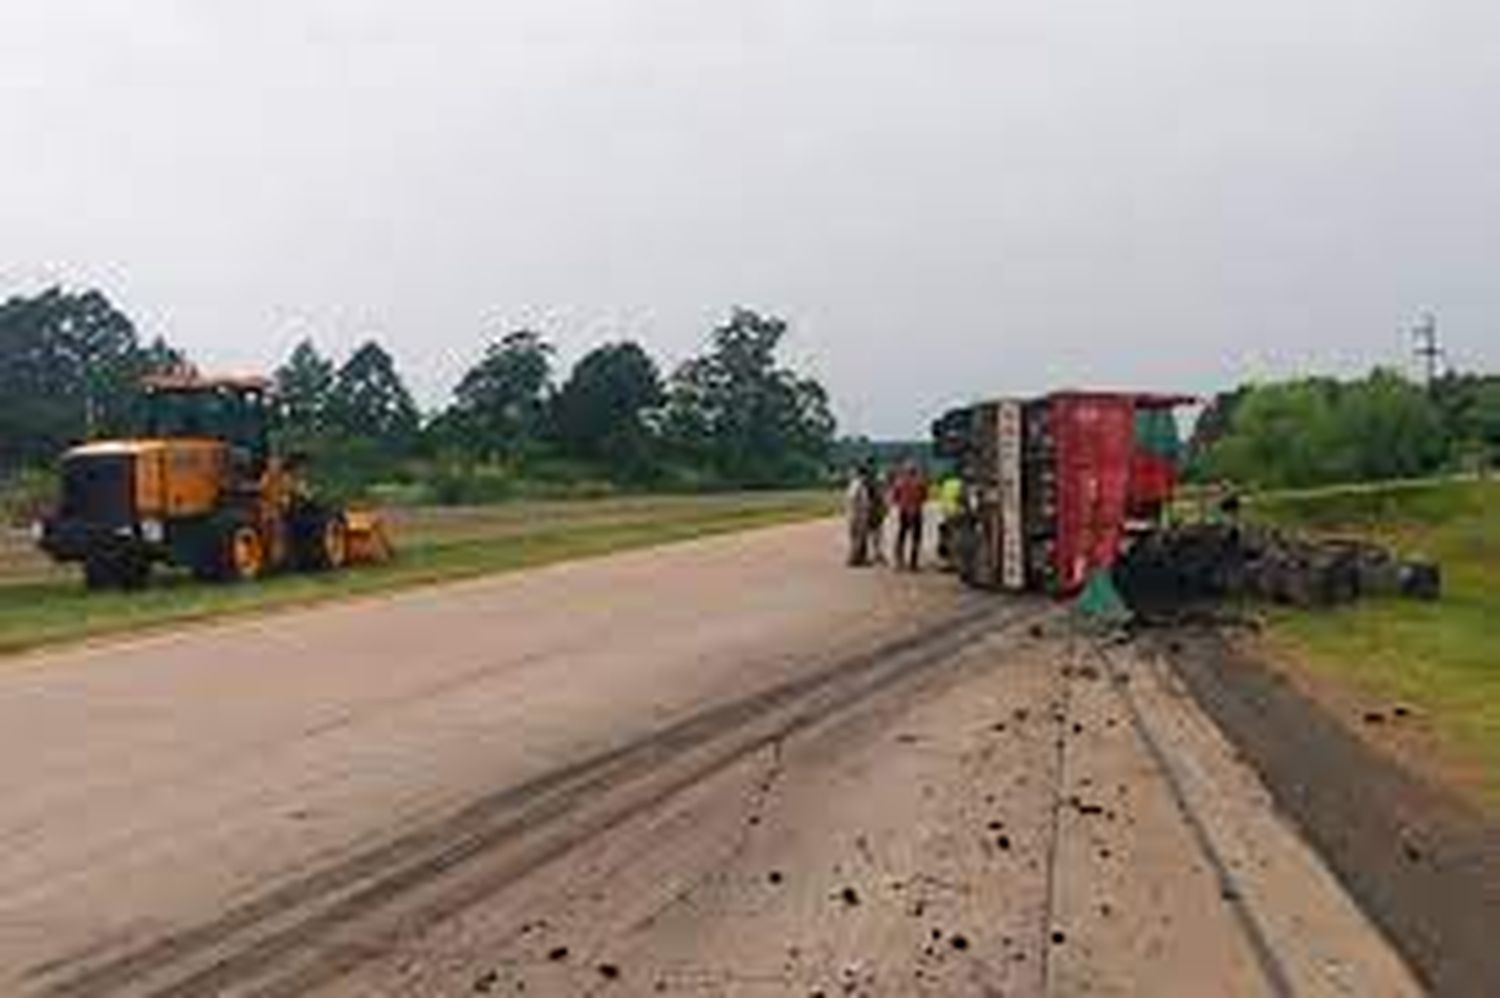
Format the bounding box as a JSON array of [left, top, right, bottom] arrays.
[[1084, 636, 1294, 998], [35, 598, 1051, 998]]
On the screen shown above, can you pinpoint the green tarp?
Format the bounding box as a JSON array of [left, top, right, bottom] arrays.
[[1074, 568, 1133, 626]]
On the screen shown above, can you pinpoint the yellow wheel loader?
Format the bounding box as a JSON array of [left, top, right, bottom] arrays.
[[37, 373, 392, 589]]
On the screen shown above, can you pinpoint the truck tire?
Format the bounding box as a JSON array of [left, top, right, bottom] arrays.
[[291, 506, 349, 572], [223, 524, 267, 582], [193, 520, 266, 584], [84, 555, 120, 591], [83, 550, 151, 591]]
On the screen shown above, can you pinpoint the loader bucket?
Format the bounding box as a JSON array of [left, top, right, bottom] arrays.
[[343, 508, 394, 565]]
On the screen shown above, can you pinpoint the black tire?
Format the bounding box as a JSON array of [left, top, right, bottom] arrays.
[[84, 555, 120, 591], [191, 516, 264, 584], [222, 523, 267, 582], [190, 558, 223, 584], [83, 550, 150, 590], [290, 505, 348, 572], [117, 553, 151, 590]]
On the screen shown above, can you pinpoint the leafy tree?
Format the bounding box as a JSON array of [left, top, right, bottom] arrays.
[[139, 335, 189, 376], [446, 330, 554, 460], [1202, 370, 1448, 487], [1185, 386, 1249, 475], [1202, 380, 1338, 487], [1433, 372, 1500, 466], [0, 287, 182, 474], [274, 339, 336, 436], [326, 340, 420, 448], [551, 341, 663, 476], [1328, 368, 1446, 481], [1466, 382, 1500, 455], [660, 308, 836, 485]]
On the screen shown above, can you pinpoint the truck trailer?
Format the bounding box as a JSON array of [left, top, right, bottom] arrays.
[[932, 391, 1194, 596]]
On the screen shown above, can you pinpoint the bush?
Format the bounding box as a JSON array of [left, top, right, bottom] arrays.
[[0, 468, 57, 526], [1201, 370, 1448, 488]]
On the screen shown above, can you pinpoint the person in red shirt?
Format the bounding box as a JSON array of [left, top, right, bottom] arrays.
[[890, 460, 929, 571]]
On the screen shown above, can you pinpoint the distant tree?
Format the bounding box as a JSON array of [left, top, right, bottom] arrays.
[[551, 341, 663, 477], [326, 340, 420, 448], [1329, 368, 1446, 481], [139, 335, 189, 376], [1202, 380, 1339, 488], [0, 287, 185, 474], [274, 339, 336, 437], [1203, 369, 1448, 487], [447, 330, 554, 460], [1434, 372, 1500, 467], [660, 308, 835, 485], [782, 375, 837, 470], [1186, 386, 1249, 472], [1466, 381, 1500, 459]]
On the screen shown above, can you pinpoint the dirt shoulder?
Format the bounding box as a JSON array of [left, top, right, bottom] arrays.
[[1157, 626, 1500, 997]]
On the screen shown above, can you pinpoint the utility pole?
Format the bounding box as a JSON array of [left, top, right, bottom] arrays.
[[1411, 311, 1443, 391]]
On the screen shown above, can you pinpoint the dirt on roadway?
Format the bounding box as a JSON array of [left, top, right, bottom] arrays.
[[0, 520, 1417, 996]]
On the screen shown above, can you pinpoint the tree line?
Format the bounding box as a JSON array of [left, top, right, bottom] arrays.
[[0, 287, 837, 499], [1190, 367, 1499, 488]]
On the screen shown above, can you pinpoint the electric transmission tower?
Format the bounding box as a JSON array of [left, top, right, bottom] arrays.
[[1411, 311, 1443, 390]]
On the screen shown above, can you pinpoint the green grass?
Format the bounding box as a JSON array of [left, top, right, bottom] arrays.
[[0, 492, 837, 657], [1253, 478, 1500, 806]]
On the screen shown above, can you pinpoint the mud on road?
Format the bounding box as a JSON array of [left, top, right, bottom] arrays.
[[316, 621, 1414, 997]]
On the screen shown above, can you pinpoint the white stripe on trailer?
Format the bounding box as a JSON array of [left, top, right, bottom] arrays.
[[998, 399, 1025, 591]]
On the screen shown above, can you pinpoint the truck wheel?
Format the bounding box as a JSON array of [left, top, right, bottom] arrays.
[[224, 524, 267, 582], [82, 551, 150, 590], [317, 513, 349, 570], [84, 555, 120, 591], [117, 553, 152, 590], [294, 509, 348, 571]]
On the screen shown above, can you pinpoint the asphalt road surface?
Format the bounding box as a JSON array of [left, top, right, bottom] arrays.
[[0, 520, 1418, 996]]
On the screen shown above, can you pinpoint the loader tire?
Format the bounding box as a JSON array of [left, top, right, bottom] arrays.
[[84, 551, 150, 591], [291, 506, 349, 572], [224, 523, 267, 582], [84, 555, 120, 591], [194, 520, 266, 583]]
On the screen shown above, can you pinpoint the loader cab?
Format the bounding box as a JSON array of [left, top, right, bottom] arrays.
[[142, 374, 273, 475]]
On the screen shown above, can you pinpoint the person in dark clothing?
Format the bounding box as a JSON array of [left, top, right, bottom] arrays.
[[863, 463, 888, 565], [890, 460, 928, 571]]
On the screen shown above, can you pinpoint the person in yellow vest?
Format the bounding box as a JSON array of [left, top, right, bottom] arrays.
[[936, 474, 965, 569]]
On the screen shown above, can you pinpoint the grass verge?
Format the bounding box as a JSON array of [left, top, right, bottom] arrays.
[[1251, 478, 1499, 807], [0, 492, 836, 657]]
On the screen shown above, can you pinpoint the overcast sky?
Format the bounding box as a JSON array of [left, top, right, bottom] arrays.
[[2, 1, 1496, 436]]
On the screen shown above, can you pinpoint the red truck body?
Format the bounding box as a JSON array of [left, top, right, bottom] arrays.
[[1049, 393, 1137, 594], [934, 390, 1193, 596]]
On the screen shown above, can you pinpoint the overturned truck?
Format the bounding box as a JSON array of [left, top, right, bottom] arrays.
[[932, 391, 1439, 614], [932, 391, 1191, 596]]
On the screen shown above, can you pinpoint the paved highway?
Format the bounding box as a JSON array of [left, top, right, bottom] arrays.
[[0, 521, 1417, 996]]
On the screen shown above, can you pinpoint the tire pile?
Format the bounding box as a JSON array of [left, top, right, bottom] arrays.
[[1114, 523, 1441, 620]]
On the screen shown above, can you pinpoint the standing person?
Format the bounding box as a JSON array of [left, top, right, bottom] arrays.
[[936, 472, 965, 568], [892, 459, 929, 571], [864, 462, 889, 565], [844, 462, 872, 566]]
